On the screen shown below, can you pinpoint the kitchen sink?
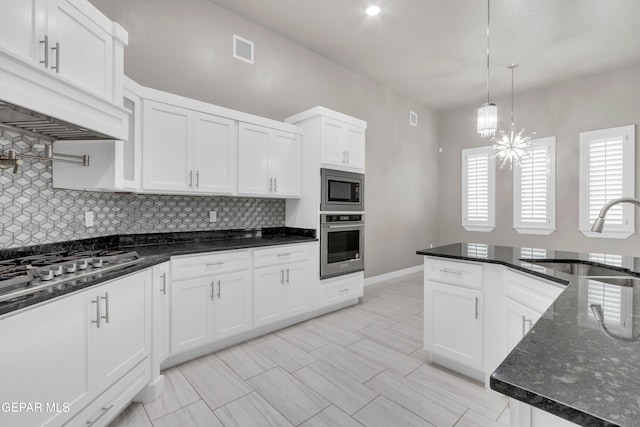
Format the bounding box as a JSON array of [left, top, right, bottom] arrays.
[[525, 260, 640, 287]]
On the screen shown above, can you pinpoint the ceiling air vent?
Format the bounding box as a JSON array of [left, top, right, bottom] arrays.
[[233, 35, 254, 64], [409, 111, 418, 127]]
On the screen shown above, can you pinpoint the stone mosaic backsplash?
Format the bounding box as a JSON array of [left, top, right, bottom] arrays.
[[0, 131, 285, 249]]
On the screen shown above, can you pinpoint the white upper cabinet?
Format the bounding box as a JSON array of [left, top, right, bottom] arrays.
[[142, 100, 237, 195], [238, 122, 301, 198], [320, 117, 365, 172], [0, 0, 129, 139], [0, 0, 125, 101]]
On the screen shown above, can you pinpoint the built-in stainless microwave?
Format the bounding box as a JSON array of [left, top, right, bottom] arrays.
[[320, 168, 364, 212]]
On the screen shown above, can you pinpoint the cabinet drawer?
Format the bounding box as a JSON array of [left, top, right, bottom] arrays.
[[504, 268, 563, 314], [424, 258, 483, 289], [253, 244, 309, 268], [319, 274, 363, 308], [172, 250, 250, 280]]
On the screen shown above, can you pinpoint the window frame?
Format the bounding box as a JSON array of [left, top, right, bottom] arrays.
[[579, 125, 635, 239], [513, 136, 556, 235], [461, 146, 495, 232]]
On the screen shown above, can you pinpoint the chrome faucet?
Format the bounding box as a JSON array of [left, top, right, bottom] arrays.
[[591, 197, 640, 232]]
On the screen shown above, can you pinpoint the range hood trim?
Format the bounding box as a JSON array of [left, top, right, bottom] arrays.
[[0, 46, 129, 142]]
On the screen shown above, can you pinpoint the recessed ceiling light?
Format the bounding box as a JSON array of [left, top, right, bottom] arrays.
[[366, 5, 381, 16]]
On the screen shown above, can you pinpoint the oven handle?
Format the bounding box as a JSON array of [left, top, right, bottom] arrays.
[[323, 224, 364, 229]]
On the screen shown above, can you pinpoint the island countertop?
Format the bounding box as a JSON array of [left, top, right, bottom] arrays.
[[417, 243, 640, 427]]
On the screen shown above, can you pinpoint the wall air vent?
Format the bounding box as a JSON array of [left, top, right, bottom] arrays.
[[233, 35, 254, 64], [409, 111, 418, 127]]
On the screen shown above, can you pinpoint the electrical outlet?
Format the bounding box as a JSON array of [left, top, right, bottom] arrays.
[[84, 211, 94, 227], [209, 211, 217, 223]]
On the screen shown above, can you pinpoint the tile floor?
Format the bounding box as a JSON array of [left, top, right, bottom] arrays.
[[109, 272, 509, 427]]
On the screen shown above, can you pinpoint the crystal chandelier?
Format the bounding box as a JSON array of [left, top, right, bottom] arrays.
[[493, 64, 535, 169], [477, 0, 497, 137]]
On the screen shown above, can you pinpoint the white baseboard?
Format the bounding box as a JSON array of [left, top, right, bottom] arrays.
[[364, 264, 424, 286]]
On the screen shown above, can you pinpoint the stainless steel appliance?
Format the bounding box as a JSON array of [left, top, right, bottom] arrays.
[[320, 214, 364, 279], [320, 168, 364, 212], [0, 250, 145, 303]]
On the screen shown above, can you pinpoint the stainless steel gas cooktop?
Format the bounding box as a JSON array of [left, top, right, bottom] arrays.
[[0, 250, 145, 303]]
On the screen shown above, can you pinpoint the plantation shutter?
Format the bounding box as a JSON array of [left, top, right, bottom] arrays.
[[588, 137, 624, 225], [466, 153, 489, 222], [520, 144, 548, 224]]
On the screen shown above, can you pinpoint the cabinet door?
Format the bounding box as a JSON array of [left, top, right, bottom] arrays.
[[238, 122, 271, 196], [253, 265, 286, 327], [0, 0, 44, 62], [47, 0, 113, 98], [319, 117, 345, 167], [193, 112, 237, 195], [0, 290, 94, 427], [171, 276, 215, 354], [506, 298, 542, 354], [94, 271, 152, 390], [153, 263, 171, 365], [269, 131, 301, 197], [425, 281, 483, 370], [142, 101, 193, 192], [214, 270, 252, 340], [344, 125, 365, 171], [283, 261, 309, 318]]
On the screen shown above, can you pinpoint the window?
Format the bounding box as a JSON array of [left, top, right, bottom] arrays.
[[461, 147, 495, 232], [513, 137, 556, 234], [579, 125, 635, 238]]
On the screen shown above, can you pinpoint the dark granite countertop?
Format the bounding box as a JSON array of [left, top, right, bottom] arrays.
[[416, 243, 640, 427], [0, 227, 317, 316]]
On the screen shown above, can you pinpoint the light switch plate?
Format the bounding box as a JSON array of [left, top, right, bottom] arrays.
[[209, 211, 217, 223]]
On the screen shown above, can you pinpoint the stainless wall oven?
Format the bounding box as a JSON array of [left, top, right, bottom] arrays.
[[320, 214, 364, 279], [320, 168, 364, 212]]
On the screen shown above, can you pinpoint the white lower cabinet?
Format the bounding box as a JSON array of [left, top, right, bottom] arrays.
[[151, 263, 171, 382], [506, 298, 542, 353], [0, 270, 152, 427], [170, 251, 252, 355], [424, 281, 483, 370], [254, 261, 309, 328]]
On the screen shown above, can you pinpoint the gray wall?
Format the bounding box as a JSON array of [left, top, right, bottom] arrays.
[[436, 64, 640, 256], [89, 0, 439, 277], [0, 131, 284, 249]]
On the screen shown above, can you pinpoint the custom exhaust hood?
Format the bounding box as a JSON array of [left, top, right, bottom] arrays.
[[0, 100, 112, 142]]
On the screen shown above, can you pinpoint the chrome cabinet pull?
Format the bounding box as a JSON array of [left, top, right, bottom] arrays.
[[269, 177, 273, 192], [521, 315, 526, 337], [210, 281, 215, 300], [91, 297, 101, 328], [339, 288, 349, 293], [439, 268, 462, 276], [277, 253, 291, 257], [86, 404, 114, 426], [101, 293, 110, 324], [286, 268, 290, 283], [206, 261, 224, 266], [273, 177, 277, 192], [51, 42, 60, 73], [160, 272, 167, 295], [217, 280, 221, 299], [196, 170, 200, 188], [346, 150, 350, 164], [280, 269, 285, 285], [189, 170, 193, 187], [474, 297, 479, 319], [40, 35, 49, 67]]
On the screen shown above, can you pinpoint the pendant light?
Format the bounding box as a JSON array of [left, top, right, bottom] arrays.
[[493, 64, 535, 169], [477, 0, 497, 137]]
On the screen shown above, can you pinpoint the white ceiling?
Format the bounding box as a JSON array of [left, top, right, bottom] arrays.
[[209, 0, 640, 111]]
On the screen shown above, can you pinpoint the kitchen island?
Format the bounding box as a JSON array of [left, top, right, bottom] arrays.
[[417, 243, 640, 427]]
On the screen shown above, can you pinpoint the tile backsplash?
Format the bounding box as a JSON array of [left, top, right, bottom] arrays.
[[0, 132, 284, 249]]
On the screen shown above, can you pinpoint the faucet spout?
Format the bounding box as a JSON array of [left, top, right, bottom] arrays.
[[591, 197, 640, 232]]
